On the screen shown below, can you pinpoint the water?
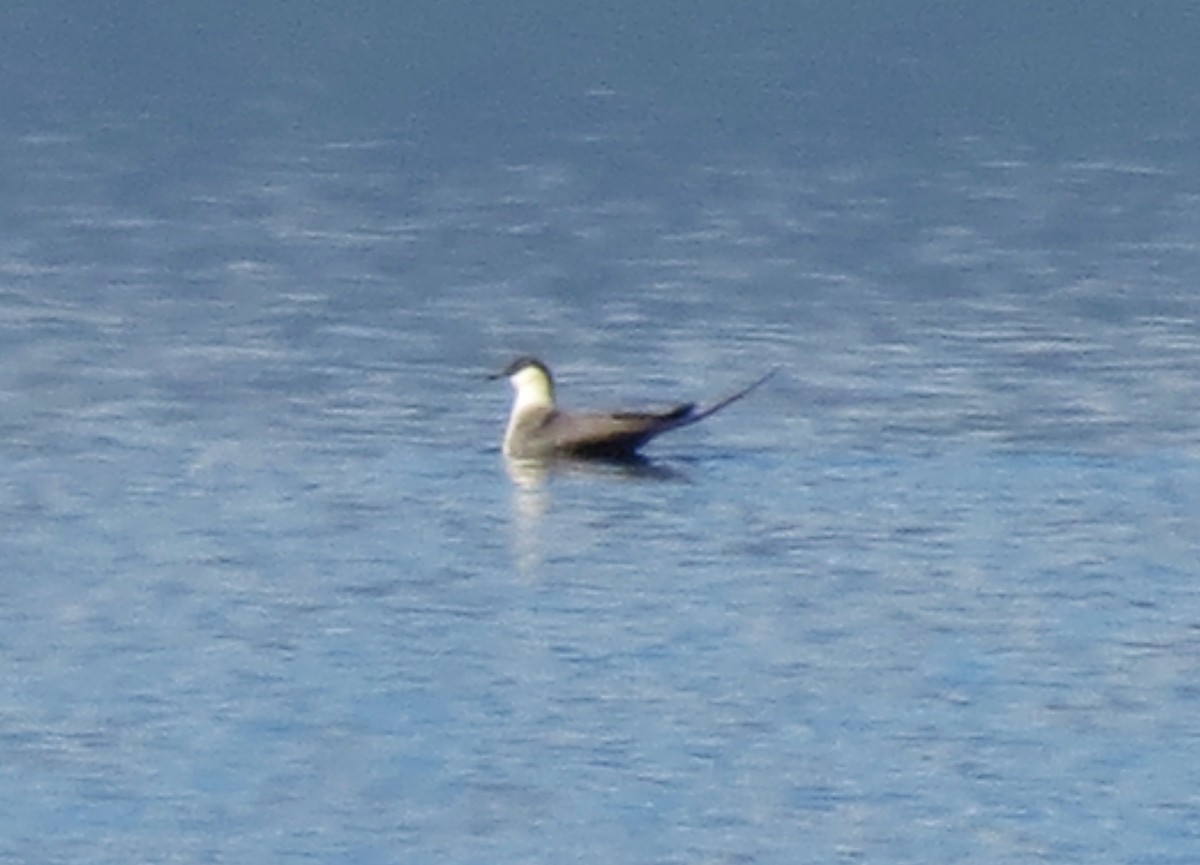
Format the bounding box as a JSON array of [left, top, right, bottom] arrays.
[[3, 5, 1200, 864]]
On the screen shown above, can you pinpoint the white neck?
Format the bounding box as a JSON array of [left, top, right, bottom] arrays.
[[509, 365, 555, 413], [504, 366, 555, 455]]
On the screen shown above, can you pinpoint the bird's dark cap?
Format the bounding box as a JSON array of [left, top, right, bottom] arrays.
[[489, 355, 552, 380]]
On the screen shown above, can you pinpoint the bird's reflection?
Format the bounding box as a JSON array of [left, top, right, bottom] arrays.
[[503, 454, 689, 579], [504, 453, 688, 487]]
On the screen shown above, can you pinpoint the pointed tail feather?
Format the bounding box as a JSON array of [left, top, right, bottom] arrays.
[[682, 367, 779, 427]]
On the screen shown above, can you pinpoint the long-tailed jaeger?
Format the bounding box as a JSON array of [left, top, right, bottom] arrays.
[[491, 356, 774, 460]]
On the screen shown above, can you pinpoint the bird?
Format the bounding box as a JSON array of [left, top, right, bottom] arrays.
[[490, 356, 775, 460]]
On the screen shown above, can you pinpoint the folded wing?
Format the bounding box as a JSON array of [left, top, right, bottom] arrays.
[[549, 404, 696, 458]]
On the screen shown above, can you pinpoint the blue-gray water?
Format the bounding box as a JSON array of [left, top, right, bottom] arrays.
[[3, 5, 1200, 864]]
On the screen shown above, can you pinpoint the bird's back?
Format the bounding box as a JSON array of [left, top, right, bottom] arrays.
[[505, 403, 695, 459]]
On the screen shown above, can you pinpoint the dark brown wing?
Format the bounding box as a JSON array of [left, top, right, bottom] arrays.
[[549, 404, 697, 458]]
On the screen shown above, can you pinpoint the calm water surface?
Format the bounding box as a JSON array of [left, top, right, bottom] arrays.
[[4, 8, 1200, 865]]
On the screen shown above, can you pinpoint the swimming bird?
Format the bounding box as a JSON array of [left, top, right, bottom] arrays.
[[490, 356, 775, 460]]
